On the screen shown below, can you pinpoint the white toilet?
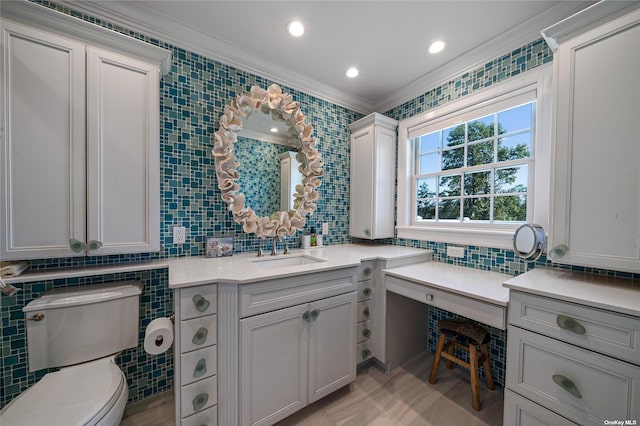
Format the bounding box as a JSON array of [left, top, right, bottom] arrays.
[[0, 281, 142, 426]]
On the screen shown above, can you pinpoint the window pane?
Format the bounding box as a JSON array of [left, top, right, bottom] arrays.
[[463, 197, 490, 221], [467, 141, 494, 166], [494, 195, 527, 221], [417, 199, 435, 220], [419, 132, 439, 153], [438, 199, 460, 220], [442, 124, 465, 147], [498, 103, 533, 134], [495, 164, 528, 193], [419, 153, 440, 174], [468, 115, 494, 142], [417, 177, 436, 198], [439, 174, 461, 197], [442, 147, 464, 170], [464, 170, 491, 195], [498, 132, 531, 161]]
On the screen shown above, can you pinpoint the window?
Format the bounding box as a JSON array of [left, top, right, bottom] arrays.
[[396, 66, 552, 248]]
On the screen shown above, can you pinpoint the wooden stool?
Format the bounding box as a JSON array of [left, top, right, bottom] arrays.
[[428, 319, 494, 411]]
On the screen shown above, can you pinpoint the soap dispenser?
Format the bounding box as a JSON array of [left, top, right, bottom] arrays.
[[310, 227, 317, 247]]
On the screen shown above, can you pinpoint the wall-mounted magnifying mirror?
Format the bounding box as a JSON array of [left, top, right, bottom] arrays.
[[513, 224, 546, 261]]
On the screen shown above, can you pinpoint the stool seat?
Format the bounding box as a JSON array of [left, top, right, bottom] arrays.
[[429, 319, 494, 411]]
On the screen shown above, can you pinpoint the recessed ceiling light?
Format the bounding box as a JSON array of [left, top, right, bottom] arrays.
[[287, 21, 304, 37], [429, 40, 445, 54], [345, 67, 359, 78], [270, 127, 278, 133]]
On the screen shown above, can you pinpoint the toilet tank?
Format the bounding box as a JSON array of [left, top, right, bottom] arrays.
[[23, 281, 142, 372]]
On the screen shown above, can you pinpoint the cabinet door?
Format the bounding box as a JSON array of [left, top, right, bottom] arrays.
[[86, 46, 160, 255], [550, 10, 640, 272], [0, 20, 86, 260], [350, 127, 374, 239], [240, 303, 309, 426], [308, 291, 356, 403], [372, 125, 395, 238]]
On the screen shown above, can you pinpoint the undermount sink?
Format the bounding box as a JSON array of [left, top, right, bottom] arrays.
[[251, 254, 327, 268]]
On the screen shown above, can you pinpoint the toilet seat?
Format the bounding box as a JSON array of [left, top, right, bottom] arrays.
[[0, 357, 126, 426]]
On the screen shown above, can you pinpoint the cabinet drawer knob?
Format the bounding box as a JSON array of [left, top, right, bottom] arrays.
[[363, 228, 370, 237], [193, 358, 207, 378], [363, 307, 370, 318], [192, 327, 209, 345], [425, 294, 433, 302], [69, 238, 86, 253], [192, 392, 209, 412], [361, 348, 371, 360], [363, 267, 372, 277], [86, 240, 102, 251], [552, 374, 582, 399], [302, 311, 311, 323], [363, 288, 372, 298], [362, 328, 371, 339], [192, 294, 211, 312], [556, 314, 586, 335], [310, 309, 320, 321]]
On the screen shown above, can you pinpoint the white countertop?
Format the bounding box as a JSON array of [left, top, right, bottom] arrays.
[[166, 244, 432, 288], [503, 267, 640, 317], [383, 262, 511, 306]]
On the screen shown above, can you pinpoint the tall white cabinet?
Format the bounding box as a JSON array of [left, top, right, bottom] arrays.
[[1, 3, 171, 260], [349, 113, 397, 240], [543, 3, 640, 273]]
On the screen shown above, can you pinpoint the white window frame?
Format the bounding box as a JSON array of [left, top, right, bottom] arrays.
[[396, 64, 553, 249]]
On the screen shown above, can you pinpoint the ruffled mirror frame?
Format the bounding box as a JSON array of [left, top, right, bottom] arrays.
[[212, 84, 323, 239]]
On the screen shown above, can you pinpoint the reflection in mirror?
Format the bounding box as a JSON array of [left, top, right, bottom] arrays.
[[213, 84, 323, 239]]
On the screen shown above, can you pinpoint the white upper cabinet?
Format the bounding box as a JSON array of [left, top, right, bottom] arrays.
[[545, 4, 640, 273], [349, 113, 398, 240], [1, 3, 170, 260]]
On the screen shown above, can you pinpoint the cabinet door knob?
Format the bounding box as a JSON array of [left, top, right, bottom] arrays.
[[362, 348, 371, 360], [69, 238, 86, 253], [556, 314, 586, 335], [363, 328, 371, 339], [552, 374, 582, 399], [310, 309, 320, 321], [363, 288, 372, 298], [302, 311, 311, 323], [192, 327, 209, 345], [192, 294, 210, 312], [193, 358, 207, 378], [192, 392, 209, 412], [86, 240, 102, 251], [363, 228, 370, 237], [549, 244, 569, 259], [363, 307, 370, 318]]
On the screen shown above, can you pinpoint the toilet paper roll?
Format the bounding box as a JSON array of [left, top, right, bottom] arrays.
[[144, 317, 174, 355]]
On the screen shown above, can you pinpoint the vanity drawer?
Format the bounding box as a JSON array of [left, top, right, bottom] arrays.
[[510, 291, 640, 364], [180, 284, 217, 320], [506, 326, 640, 425], [357, 340, 373, 364], [181, 405, 217, 426], [239, 268, 357, 317], [357, 300, 371, 323], [181, 315, 217, 353], [356, 320, 371, 343], [181, 375, 217, 418], [181, 346, 217, 386], [357, 280, 372, 302], [358, 261, 375, 281], [503, 390, 577, 426]]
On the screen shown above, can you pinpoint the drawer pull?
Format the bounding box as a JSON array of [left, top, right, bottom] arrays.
[[362, 348, 371, 360], [193, 358, 207, 378], [363, 328, 371, 339], [192, 392, 209, 412], [552, 374, 582, 399], [363, 267, 372, 277], [302, 311, 311, 323], [310, 309, 320, 321], [192, 294, 211, 312], [556, 315, 586, 335], [192, 327, 209, 345], [425, 294, 433, 302], [363, 307, 370, 318], [363, 288, 372, 298]]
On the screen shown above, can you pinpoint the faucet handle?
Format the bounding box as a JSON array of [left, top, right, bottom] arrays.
[[283, 241, 290, 255]]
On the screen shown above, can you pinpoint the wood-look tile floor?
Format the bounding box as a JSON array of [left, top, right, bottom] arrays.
[[120, 352, 503, 426]]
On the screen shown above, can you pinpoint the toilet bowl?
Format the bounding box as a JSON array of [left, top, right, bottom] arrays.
[[0, 282, 142, 426]]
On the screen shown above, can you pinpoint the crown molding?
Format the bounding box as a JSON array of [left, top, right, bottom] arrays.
[[373, 1, 593, 113], [55, 0, 373, 114]]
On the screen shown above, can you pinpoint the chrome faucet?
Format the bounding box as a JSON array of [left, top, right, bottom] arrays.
[[283, 240, 290, 255], [257, 239, 263, 257], [271, 236, 280, 256]]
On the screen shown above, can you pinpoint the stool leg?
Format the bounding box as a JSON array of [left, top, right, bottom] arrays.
[[429, 333, 447, 384], [469, 344, 480, 411], [480, 344, 495, 391], [446, 340, 455, 369]]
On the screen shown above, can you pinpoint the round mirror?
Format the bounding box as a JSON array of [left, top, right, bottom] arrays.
[[513, 224, 546, 261], [212, 84, 323, 239]]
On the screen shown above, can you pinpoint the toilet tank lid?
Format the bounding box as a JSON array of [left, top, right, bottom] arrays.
[[23, 281, 142, 312]]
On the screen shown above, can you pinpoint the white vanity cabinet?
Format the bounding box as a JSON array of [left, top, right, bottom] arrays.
[[349, 113, 397, 240], [174, 283, 218, 426], [543, 4, 640, 272], [0, 11, 169, 259], [218, 267, 358, 426]]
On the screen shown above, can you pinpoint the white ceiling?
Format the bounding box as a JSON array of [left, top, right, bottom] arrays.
[[61, 1, 592, 113]]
